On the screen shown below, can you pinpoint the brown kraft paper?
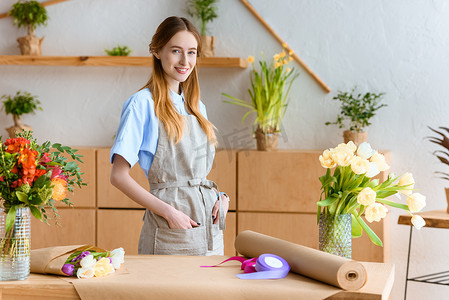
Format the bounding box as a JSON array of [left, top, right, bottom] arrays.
[[30, 245, 106, 276], [234, 230, 367, 291]]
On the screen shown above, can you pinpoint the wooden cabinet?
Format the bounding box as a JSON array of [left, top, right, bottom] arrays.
[[30, 148, 391, 263]]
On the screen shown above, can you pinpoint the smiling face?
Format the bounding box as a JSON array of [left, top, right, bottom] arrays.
[[154, 30, 198, 93]]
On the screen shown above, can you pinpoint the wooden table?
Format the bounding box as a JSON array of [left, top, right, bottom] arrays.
[[398, 209, 449, 299], [0, 255, 394, 300]]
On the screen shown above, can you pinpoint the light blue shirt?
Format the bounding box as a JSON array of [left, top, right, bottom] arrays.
[[110, 88, 208, 177]]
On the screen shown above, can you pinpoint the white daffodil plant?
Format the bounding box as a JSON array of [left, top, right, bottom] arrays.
[[318, 141, 426, 246]]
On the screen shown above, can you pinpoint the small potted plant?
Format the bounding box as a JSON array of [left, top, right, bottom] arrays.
[[186, 0, 219, 57], [325, 88, 386, 146], [104, 45, 132, 56], [222, 49, 298, 151], [426, 126, 449, 213], [1, 91, 42, 138], [9, 0, 48, 56]]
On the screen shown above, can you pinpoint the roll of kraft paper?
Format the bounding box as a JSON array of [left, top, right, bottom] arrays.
[[234, 230, 367, 291]]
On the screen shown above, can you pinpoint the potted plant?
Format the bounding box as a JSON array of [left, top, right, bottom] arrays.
[[222, 49, 298, 151], [1, 91, 42, 138], [426, 126, 449, 213], [186, 0, 219, 57], [325, 88, 386, 146], [9, 0, 48, 56], [104, 45, 132, 56]]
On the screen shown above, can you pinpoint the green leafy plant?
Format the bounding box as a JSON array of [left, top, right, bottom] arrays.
[[222, 49, 298, 135], [1, 91, 42, 127], [325, 88, 386, 132], [104, 45, 132, 56], [9, 0, 48, 35], [426, 126, 449, 182], [186, 0, 219, 36]]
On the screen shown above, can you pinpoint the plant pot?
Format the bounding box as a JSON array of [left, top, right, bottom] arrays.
[[0, 207, 31, 281], [255, 126, 278, 151], [6, 124, 33, 138], [319, 213, 352, 259], [200, 35, 215, 57], [343, 130, 367, 147], [17, 34, 44, 56]]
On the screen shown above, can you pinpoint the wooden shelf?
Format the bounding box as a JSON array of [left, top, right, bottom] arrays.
[[0, 55, 248, 68]]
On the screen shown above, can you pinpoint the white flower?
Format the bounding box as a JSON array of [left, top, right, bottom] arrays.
[[365, 162, 380, 178], [357, 142, 375, 160], [80, 255, 96, 268], [399, 173, 415, 195], [411, 215, 426, 230], [77, 267, 95, 279], [335, 141, 357, 154], [351, 156, 370, 175], [407, 193, 426, 213], [331, 148, 354, 167], [365, 203, 388, 223], [357, 187, 377, 206], [110, 247, 125, 269], [319, 149, 336, 168], [370, 152, 390, 172]]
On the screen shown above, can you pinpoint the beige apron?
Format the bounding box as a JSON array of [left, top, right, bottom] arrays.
[[138, 115, 224, 256]]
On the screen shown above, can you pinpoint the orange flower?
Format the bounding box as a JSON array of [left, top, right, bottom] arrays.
[[51, 177, 68, 201], [19, 148, 38, 170], [5, 138, 30, 153]]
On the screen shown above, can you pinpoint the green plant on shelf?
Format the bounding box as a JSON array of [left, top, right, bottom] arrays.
[[104, 45, 132, 56]]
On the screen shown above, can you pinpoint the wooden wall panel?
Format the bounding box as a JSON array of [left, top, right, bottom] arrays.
[[31, 208, 95, 249], [237, 212, 388, 263], [97, 209, 144, 255], [97, 148, 147, 208], [208, 149, 237, 211], [224, 212, 236, 256], [55, 148, 96, 208]]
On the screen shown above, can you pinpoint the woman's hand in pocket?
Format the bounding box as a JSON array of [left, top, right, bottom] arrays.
[[212, 194, 229, 224], [165, 207, 200, 229]]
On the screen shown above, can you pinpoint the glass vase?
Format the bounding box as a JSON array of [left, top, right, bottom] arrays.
[[319, 213, 352, 259], [0, 207, 31, 281]]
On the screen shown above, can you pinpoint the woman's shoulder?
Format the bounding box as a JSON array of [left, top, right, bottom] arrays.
[[123, 88, 155, 111]]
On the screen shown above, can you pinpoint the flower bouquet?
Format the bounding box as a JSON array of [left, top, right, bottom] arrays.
[[318, 141, 426, 248], [0, 131, 85, 280], [62, 247, 125, 278]]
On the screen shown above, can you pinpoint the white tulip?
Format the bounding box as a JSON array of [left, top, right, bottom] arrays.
[[357, 142, 375, 160], [110, 247, 125, 269], [407, 193, 426, 213], [365, 203, 388, 223], [331, 149, 354, 167], [411, 215, 426, 230], [357, 187, 377, 206], [80, 255, 96, 269], [399, 173, 415, 195], [335, 141, 357, 154], [365, 162, 380, 178], [351, 156, 370, 175], [319, 149, 336, 168], [370, 152, 390, 172], [77, 267, 95, 279]]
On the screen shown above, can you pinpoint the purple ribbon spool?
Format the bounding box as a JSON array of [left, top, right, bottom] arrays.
[[236, 254, 290, 280]]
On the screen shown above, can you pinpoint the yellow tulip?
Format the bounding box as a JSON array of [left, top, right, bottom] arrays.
[[248, 55, 255, 63], [94, 257, 115, 277]]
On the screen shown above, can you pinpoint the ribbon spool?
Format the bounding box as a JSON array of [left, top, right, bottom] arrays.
[[236, 254, 290, 280]]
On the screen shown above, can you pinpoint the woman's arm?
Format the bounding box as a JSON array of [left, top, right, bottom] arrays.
[[110, 154, 199, 229]]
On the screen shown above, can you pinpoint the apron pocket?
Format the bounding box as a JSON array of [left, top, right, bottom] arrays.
[[154, 226, 207, 255]]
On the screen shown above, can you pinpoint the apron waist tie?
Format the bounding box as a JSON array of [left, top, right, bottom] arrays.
[[150, 178, 226, 251]]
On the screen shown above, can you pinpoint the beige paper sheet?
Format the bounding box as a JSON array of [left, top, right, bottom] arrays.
[[68, 255, 342, 300], [234, 230, 367, 291]]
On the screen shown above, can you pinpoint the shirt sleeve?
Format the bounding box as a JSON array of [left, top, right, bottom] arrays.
[[110, 90, 158, 176], [199, 100, 208, 120]]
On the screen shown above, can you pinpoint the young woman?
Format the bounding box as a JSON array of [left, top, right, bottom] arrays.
[[110, 16, 229, 256]]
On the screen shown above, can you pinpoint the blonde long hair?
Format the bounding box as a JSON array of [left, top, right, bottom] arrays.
[[141, 16, 216, 145]]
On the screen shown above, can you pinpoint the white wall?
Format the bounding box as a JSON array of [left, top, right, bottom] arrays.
[[1, 0, 449, 298]]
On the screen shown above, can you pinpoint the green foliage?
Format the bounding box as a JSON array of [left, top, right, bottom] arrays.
[[222, 51, 298, 134], [186, 0, 219, 36], [104, 45, 132, 56], [9, 0, 48, 33], [1, 90, 42, 117], [325, 88, 386, 132], [426, 126, 449, 182]]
